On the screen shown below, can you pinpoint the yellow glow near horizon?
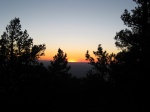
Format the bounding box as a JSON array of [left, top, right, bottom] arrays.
[[0, 0, 136, 63], [68, 59, 77, 62], [39, 49, 90, 62], [40, 56, 87, 62], [39, 47, 119, 62]]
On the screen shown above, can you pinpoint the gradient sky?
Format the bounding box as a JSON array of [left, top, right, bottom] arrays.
[[0, 0, 136, 62]]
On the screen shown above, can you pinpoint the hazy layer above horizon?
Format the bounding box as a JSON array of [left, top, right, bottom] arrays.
[[40, 60, 92, 78]]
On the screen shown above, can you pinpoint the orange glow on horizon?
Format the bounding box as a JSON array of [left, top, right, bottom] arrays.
[[39, 48, 118, 62], [39, 56, 88, 62], [39, 49, 89, 62], [39, 57, 88, 62], [68, 59, 77, 62]]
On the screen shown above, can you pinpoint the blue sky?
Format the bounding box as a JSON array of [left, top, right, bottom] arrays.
[[0, 0, 136, 61]]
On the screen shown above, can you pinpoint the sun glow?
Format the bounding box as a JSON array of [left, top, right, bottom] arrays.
[[68, 59, 77, 62]]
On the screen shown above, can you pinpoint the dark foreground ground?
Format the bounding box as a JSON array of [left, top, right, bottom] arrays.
[[0, 74, 146, 112]]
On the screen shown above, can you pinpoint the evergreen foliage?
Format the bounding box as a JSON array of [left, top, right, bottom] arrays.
[[85, 44, 116, 82], [48, 48, 71, 78], [0, 17, 46, 72], [0, 0, 148, 111]]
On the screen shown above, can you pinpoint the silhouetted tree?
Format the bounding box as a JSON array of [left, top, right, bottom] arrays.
[[113, 1, 149, 110], [0, 17, 46, 71], [85, 44, 116, 82], [114, 0, 150, 66], [0, 18, 47, 105], [113, 0, 150, 91], [48, 48, 71, 78]]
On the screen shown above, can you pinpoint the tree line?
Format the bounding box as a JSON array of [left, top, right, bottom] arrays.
[[0, 0, 148, 111]]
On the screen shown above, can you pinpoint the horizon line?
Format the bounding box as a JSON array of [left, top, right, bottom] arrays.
[[39, 59, 88, 63]]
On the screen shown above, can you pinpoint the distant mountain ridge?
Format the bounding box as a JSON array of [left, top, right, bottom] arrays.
[[39, 60, 92, 78]]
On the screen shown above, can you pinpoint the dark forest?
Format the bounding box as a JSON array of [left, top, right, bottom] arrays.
[[0, 0, 148, 111]]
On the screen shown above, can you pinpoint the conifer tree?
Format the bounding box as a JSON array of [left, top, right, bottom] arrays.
[[0, 17, 46, 71], [48, 48, 71, 78], [85, 44, 116, 81], [114, 0, 150, 66]]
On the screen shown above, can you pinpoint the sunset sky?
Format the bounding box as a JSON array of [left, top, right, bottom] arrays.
[[0, 0, 136, 62]]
